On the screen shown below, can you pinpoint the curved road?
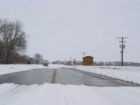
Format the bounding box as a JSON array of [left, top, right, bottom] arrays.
[[0, 68, 138, 87]]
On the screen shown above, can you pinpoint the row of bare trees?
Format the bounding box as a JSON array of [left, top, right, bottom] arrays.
[[0, 19, 44, 64], [0, 19, 27, 64]]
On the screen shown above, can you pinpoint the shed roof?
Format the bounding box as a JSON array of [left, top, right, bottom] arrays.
[[83, 56, 93, 58]]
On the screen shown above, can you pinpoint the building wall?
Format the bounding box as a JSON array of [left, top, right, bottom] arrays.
[[83, 56, 94, 66]]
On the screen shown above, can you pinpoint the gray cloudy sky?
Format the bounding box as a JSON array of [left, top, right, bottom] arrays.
[[0, 0, 140, 62]]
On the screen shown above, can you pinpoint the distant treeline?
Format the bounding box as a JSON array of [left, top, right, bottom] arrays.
[[53, 60, 140, 66], [94, 62, 140, 66]]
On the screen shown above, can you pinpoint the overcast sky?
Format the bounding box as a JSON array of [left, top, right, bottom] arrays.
[[0, 0, 140, 62]]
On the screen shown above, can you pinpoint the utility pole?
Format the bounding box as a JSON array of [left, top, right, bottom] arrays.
[[82, 52, 86, 57], [117, 37, 128, 66], [34, 55, 36, 64]]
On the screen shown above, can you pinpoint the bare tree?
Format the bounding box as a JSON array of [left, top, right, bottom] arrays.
[[0, 19, 27, 64], [34, 53, 43, 64]]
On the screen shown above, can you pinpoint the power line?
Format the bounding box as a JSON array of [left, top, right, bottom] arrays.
[[117, 37, 128, 66]]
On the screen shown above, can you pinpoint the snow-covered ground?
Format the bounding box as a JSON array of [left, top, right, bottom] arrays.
[[0, 64, 140, 105], [0, 64, 64, 75], [0, 83, 139, 105], [68, 66, 140, 85]]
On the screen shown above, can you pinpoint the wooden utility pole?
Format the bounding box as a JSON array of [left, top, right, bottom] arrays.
[[117, 37, 128, 66]]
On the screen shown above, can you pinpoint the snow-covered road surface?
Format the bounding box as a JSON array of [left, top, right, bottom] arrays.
[[1, 64, 140, 85], [0, 83, 140, 105], [0, 68, 137, 86], [0, 64, 140, 105]]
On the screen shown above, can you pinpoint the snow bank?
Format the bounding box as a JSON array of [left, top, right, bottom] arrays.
[[68, 66, 140, 84], [0, 64, 65, 75], [0, 83, 140, 105]]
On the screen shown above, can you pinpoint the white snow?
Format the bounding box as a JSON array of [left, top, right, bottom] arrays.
[[0, 64, 140, 105], [68, 66, 140, 84], [0, 83, 140, 105], [0, 64, 64, 75]]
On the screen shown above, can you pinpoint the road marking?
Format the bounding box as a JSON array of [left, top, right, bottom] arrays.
[[48, 70, 55, 83], [55, 69, 59, 83], [48, 69, 59, 83]]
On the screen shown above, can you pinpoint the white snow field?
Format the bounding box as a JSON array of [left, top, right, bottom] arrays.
[[0, 83, 140, 105], [69, 66, 140, 85]]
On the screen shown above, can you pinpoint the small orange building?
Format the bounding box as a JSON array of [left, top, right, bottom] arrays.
[[83, 56, 94, 66]]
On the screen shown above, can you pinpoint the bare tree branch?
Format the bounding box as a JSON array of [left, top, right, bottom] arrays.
[[0, 19, 27, 64]]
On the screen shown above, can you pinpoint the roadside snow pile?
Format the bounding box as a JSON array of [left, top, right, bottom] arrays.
[[0, 83, 140, 105], [0, 64, 65, 75], [70, 66, 140, 84], [0, 64, 45, 75]]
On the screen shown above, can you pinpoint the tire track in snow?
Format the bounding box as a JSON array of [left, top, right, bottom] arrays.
[[93, 87, 140, 105], [63, 85, 112, 105], [9, 85, 40, 105], [0, 84, 140, 105], [0, 84, 27, 105]]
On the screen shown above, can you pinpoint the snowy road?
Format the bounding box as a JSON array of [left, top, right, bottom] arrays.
[[0, 67, 140, 105], [0, 68, 138, 86]]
